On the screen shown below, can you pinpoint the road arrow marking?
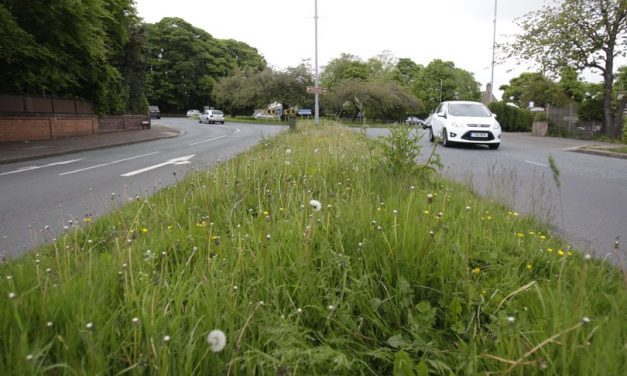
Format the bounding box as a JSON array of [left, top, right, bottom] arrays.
[[0, 158, 84, 176], [120, 154, 195, 177], [59, 152, 159, 176]]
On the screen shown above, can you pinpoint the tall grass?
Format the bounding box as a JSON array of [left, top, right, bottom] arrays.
[[1, 123, 625, 375]]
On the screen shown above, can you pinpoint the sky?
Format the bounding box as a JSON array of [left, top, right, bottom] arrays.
[[133, 0, 606, 99]]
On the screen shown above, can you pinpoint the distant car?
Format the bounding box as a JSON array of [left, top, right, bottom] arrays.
[[199, 109, 225, 124], [253, 111, 275, 120], [406, 116, 428, 129], [186, 109, 201, 118], [428, 101, 501, 149], [149, 105, 160, 119]]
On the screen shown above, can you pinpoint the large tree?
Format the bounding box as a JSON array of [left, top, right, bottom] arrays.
[[505, 0, 627, 136], [499, 72, 569, 108], [145, 17, 265, 113], [0, 0, 146, 114], [411, 59, 480, 116]]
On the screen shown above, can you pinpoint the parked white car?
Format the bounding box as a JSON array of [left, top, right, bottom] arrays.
[[428, 101, 501, 149], [186, 109, 201, 118], [199, 109, 225, 124]]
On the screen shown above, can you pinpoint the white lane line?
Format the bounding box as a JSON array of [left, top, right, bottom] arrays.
[[189, 135, 227, 146], [524, 160, 549, 168], [0, 158, 84, 176], [121, 154, 195, 177], [58, 152, 159, 176]]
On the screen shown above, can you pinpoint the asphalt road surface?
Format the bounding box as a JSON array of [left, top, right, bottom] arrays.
[[0, 118, 284, 259], [366, 128, 627, 267]]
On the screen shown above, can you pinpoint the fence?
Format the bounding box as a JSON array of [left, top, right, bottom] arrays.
[[0, 94, 93, 115], [546, 103, 601, 139]]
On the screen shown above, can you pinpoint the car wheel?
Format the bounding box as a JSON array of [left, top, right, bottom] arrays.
[[488, 143, 500, 150], [221, 121, 225, 124], [442, 128, 452, 147], [428, 127, 435, 142], [199, 119, 202, 123]]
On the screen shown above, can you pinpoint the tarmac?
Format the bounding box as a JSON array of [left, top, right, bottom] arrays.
[[0, 126, 625, 164], [0, 125, 181, 164]]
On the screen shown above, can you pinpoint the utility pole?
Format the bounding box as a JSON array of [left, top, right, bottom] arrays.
[[490, 0, 498, 97], [314, 0, 320, 125]]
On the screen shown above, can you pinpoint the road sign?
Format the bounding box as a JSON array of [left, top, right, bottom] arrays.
[[306, 86, 327, 94]]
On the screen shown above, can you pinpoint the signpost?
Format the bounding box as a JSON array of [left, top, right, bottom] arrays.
[[307, 86, 327, 94]]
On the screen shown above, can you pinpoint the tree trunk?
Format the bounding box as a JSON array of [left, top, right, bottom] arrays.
[[602, 65, 615, 137]]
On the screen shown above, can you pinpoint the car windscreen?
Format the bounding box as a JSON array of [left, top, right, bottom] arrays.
[[213, 111, 223, 115], [448, 103, 491, 117]]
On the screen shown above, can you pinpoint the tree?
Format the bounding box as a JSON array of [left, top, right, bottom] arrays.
[[145, 17, 266, 113], [411, 59, 480, 116], [0, 0, 146, 114], [321, 79, 421, 122], [320, 53, 370, 89], [499, 72, 568, 108], [504, 0, 627, 136], [213, 63, 314, 116], [389, 58, 423, 88]]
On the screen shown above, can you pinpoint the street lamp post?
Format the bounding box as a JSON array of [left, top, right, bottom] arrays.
[[314, 0, 320, 125], [490, 0, 497, 97]]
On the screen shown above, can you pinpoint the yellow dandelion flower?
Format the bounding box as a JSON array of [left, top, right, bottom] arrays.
[[547, 248, 554, 253], [424, 210, 430, 215], [279, 207, 285, 212], [558, 250, 565, 256], [528, 231, 535, 235], [526, 264, 532, 270], [141, 227, 148, 233], [516, 232, 525, 238], [472, 267, 481, 274], [486, 216, 492, 220], [83, 217, 92, 223], [513, 212, 519, 217], [540, 235, 546, 240], [568, 251, 573, 256], [167, 225, 173, 230]]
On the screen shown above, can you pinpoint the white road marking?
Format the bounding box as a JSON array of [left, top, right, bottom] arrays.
[[524, 160, 549, 168], [189, 135, 227, 146], [58, 152, 159, 176], [0, 158, 84, 176], [121, 154, 195, 177]]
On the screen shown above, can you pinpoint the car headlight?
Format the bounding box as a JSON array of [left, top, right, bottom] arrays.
[[451, 121, 464, 128], [493, 122, 501, 130]]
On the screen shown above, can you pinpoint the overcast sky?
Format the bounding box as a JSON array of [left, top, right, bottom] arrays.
[[134, 0, 606, 99]]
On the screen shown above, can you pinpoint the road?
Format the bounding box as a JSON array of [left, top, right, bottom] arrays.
[[366, 128, 627, 267], [0, 118, 285, 259]]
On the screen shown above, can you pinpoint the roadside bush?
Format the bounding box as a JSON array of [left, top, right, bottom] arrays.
[[623, 117, 627, 144], [488, 102, 534, 132]]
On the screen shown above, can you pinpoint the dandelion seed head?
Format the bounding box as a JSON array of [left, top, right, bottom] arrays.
[[328, 305, 335, 310], [582, 316, 591, 324], [207, 329, 227, 352], [584, 253, 592, 260], [8, 292, 16, 299], [85, 322, 94, 330], [47, 321, 53, 327], [309, 199, 322, 211], [132, 317, 140, 324], [297, 308, 302, 313], [163, 335, 171, 342], [507, 316, 516, 324], [26, 354, 33, 361]]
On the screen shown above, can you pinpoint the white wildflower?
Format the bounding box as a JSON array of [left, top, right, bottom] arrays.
[[309, 199, 322, 211], [207, 329, 227, 352]]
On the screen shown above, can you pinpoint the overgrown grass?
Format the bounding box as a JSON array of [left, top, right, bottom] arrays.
[[1, 123, 625, 375]]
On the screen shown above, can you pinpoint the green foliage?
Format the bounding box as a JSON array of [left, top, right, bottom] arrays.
[[623, 117, 627, 144], [504, 0, 627, 135], [578, 83, 605, 121], [213, 63, 314, 116], [322, 79, 421, 122], [411, 59, 480, 116], [320, 53, 370, 88], [499, 72, 568, 108], [0, 0, 147, 114], [488, 102, 534, 132], [145, 17, 266, 113], [0, 124, 625, 374], [377, 125, 429, 177]]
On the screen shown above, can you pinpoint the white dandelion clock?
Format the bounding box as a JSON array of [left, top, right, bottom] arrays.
[[207, 329, 227, 352], [309, 199, 322, 211]]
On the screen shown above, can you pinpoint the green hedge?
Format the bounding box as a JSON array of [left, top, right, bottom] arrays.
[[488, 102, 534, 132]]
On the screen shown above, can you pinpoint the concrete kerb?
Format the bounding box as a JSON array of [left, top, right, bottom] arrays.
[[570, 146, 627, 160]]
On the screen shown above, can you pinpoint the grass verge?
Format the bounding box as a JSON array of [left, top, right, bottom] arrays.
[[1, 123, 625, 375]]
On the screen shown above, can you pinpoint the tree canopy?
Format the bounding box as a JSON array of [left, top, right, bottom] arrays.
[[145, 17, 266, 113], [0, 0, 147, 114], [504, 0, 627, 136]]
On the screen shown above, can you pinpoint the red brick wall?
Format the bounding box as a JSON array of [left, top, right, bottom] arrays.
[[0, 117, 52, 141]]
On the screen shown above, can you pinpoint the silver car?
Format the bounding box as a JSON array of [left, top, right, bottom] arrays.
[[199, 110, 225, 124]]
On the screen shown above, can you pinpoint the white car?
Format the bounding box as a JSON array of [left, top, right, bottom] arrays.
[[253, 111, 275, 120], [428, 101, 501, 149], [199, 109, 225, 124], [186, 109, 201, 118]]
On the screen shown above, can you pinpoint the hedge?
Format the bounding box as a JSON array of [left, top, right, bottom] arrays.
[[488, 102, 534, 132]]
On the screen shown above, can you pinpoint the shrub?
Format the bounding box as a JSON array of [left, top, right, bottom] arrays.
[[623, 117, 627, 144], [488, 102, 534, 132]]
